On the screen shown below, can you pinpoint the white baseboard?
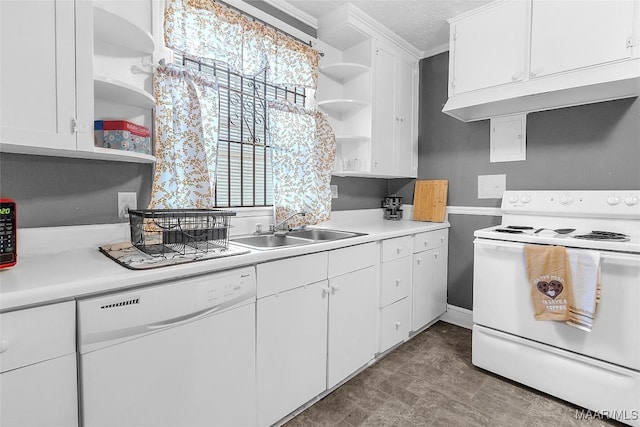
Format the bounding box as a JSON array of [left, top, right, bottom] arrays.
[[440, 304, 473, 330]]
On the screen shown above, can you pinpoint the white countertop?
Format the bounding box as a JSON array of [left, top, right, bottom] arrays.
[[0, 209, 449, 312]]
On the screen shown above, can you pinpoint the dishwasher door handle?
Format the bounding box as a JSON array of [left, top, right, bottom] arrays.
[[148, 305, 222, 330]]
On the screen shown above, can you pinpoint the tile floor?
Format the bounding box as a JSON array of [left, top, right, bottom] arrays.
[[285, 321, 623, 427]]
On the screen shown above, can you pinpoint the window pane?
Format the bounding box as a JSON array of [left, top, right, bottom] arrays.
[[173, 52, 304, 208]]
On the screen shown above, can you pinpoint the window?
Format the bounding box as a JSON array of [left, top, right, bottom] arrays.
[[173, 53, 307, 208]]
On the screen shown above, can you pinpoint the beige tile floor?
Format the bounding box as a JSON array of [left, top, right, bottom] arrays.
[[285, 322, 623, 427]]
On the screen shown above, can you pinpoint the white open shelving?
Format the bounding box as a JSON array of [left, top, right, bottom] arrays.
[[92, 3, 156, 163]]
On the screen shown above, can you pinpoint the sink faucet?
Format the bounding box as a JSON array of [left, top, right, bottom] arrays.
[[271, 211, 306, 235]]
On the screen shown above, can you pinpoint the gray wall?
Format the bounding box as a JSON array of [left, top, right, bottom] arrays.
[[419, 52, 640, 310], [0, 154, 152, 227]]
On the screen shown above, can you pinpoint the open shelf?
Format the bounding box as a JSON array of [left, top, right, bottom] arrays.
[[93, 5, 155, 55], [91, 146, 155, 163], [94, 75, 155, 108], [320, 63, 370, 83], [318, 99, 368, 116]]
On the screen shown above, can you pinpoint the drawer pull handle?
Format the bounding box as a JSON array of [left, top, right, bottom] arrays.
[[394, 321, 401, 329], [0, 340, 8, 354], [322, 287, 331, 296], [434, 252, 439, 258], [440, 237, 445, 243], [331, 284, 340, 292], [424, 241, 428, 247], [396, 247, 403, 254], [416, 258, 422, 265], [395, 279, 401, 286]]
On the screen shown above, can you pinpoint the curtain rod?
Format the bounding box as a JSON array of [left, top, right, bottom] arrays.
[[215, 0, 324, 56]]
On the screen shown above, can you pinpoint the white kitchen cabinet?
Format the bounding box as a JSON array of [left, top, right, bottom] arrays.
[[0, 301, 78, 427], [317, 5, 418, 178], [448, 0, 529, 95], [443, 0, 640, 121], [378, 236, 412, 353], [529, 0, 635, 78], [412, 229, 449, 332], [327, 265, 377, 388], [256, 252, 328, 426], [0, 0, 81, 153], [257, 280, 329, 427], [371, 39, 418, 177], [0, 0, 155, 163], [257, 243, 377, 425]]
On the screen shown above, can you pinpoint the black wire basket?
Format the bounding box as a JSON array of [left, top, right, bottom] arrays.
[[128, 209, 235, 257]]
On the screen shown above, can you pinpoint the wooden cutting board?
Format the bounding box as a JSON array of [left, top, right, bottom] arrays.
[[412, 180, 448, 222]]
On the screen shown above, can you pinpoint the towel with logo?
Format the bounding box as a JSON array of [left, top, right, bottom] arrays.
[[565, 248, 601, 332], [524, 245, 572, 321]]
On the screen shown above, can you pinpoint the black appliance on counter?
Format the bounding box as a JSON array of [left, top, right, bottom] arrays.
[[382, 194, 403, 220]]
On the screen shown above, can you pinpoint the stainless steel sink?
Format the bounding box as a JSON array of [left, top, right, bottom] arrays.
[[230, 234, 312, 249], [230, 228, 366, 250], [287, 229, 364, 241]]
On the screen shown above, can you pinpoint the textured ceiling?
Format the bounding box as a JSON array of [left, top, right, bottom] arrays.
[[282, 0, 492, 56]]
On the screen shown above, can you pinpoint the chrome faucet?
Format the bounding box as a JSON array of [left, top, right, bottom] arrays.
[[271, 211, 306, 235]]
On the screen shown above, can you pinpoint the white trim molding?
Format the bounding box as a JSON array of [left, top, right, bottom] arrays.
[[440, 305, 473, 330], [446, 206, 502, 217]]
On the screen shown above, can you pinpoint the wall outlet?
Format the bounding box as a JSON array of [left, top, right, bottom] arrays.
[[118, 192, 137, 219], [331, 185, 338, 199]]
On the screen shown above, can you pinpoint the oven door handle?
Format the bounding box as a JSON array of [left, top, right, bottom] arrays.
[[474, 238, 640, 264]]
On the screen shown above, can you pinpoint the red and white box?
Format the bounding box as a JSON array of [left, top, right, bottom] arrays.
[[94, 120, 151, 155]]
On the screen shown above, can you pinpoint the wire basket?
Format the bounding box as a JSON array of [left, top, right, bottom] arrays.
[[128, 209, 235, 257]]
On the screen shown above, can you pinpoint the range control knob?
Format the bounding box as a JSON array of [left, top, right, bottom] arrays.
[[624, 195, 638, 206], [520, 194, 532, 204], [559, 194, 574, 206], [607, 195, 621, 206], [508, 194, 519, 203]]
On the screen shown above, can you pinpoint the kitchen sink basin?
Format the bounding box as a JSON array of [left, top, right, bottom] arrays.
[[287, 229, 364, 241], [230, 228, 367, 250], [230, 234, 312, 249]]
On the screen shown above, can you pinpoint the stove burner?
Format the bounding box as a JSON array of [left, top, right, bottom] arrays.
[[573, 231, 630, 242]]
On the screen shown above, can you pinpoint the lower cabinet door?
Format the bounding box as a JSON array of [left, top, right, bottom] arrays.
[[412, 247, 448, 331], [327, 266, 377, 389], [0, 354, 78, 427], [257, 280, 329, 426], [379, 297, 410, 353]]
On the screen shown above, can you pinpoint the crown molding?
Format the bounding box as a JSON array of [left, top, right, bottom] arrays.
[[260, 0, 318, 28]]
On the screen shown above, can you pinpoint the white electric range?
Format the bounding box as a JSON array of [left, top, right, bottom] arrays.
[[472, 190, 640, 426]]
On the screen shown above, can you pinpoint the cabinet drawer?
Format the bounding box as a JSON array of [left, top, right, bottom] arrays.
[[379, 298, 410, 353], [328, 242, 376, 278], [381, 236, 412, 262], [413, 228, 448, 253], [380, 256, 412, 307], [257, 252, 328, 298], [0, 301, 76, 373]]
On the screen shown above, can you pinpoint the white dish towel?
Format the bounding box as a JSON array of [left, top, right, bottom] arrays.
[[566, 248, 601, 332]]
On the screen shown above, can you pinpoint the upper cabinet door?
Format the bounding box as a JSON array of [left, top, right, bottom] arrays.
[[371, 42, 396, 175], [530, 0, 635, 78], [395, 55, 416, 176], [449, 0, 529, 95], [0, 0, 77, 151]]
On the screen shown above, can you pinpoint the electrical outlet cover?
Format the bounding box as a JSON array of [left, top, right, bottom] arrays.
[[118, 192, 137, 219]]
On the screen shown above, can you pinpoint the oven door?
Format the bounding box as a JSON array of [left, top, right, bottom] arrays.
[[473, 238, 640, 370]]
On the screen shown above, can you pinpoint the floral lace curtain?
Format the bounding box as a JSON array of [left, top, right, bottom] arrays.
[[149, 64, 219, 209], [268, 101, 336, 227], [165, 0, 319, 89]]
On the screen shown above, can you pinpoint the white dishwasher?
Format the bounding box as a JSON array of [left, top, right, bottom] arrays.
[[78, 266, 257, 427]]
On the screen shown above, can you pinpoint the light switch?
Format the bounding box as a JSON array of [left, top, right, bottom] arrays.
[[478, 174, 506, 199]]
